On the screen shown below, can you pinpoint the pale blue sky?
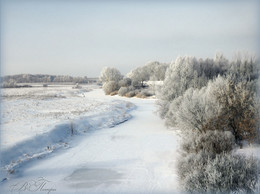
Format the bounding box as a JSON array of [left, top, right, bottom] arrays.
[[1, 0, 259, 77]]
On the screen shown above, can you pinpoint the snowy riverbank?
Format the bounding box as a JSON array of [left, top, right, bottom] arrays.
[[0, 87, 135, 182]]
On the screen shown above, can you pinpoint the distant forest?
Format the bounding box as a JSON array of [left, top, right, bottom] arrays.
[[1, 74, 89, 84]]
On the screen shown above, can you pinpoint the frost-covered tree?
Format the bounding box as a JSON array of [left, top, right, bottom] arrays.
[[99, 67, 123, 83], [154, 63, 169, 81], [165, 86, 221, 134], [228, 52, 259, 82], [209, 76, 260, 144], [127, 67, 149, 87], [157, 56, 201, 118], [214, 53, 229, 74], [157, 55, 230, 119], [126, 61, 169, 86], [143, 61, 169, 81]]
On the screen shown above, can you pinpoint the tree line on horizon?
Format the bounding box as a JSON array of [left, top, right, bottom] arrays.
[[1, 74, 89, 88]]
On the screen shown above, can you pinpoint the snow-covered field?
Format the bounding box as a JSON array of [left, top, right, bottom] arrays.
[[0, 86, 181, 193]]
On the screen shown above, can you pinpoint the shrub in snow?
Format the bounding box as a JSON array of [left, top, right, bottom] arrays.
[[136, 90, 153, 98], [165, 87, 221, 134], [118, 87, 128, 96], [131, 79, 141, 87], [181, 130, 236, 155], [177, 152, 258, 193], [110, 91, 118, 96], [99, 67, 123, 83], [204, 154, 258, 193], [103, 81, 119, 95], [177, 151, 210, 186], [118, 86, 136, 97], [125, 91, 136, 98], [119, 78, 132, 87]]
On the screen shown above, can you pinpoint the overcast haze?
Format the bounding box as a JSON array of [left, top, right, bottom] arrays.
[[1, 0, 259, 77]]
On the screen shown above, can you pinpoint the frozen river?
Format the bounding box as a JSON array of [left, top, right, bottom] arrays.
[[1, 87, 180, 193]]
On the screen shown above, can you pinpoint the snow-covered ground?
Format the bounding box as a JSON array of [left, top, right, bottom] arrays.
[[1, 85, 101, 149], [0, 86, 181, 193]]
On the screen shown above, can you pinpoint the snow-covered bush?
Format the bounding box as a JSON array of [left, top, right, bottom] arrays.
[[99, 67, 123, 83], [136, 90, 153, 98], [103, 81, 119, 95], [118, 87, 128, 96], [118, 87, 153, 98], [180, 130, 236, 155], [177, 152, 258, 193], [118, 86, 136, 97], [119, 78, 132, 87], [110, 91, 118, 96], [205, 154, 258, 193], [165, 87, 221, 134], [125, 91, 136, 98], [177, 151, 210, 188], [131, 79, 141, 87]]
